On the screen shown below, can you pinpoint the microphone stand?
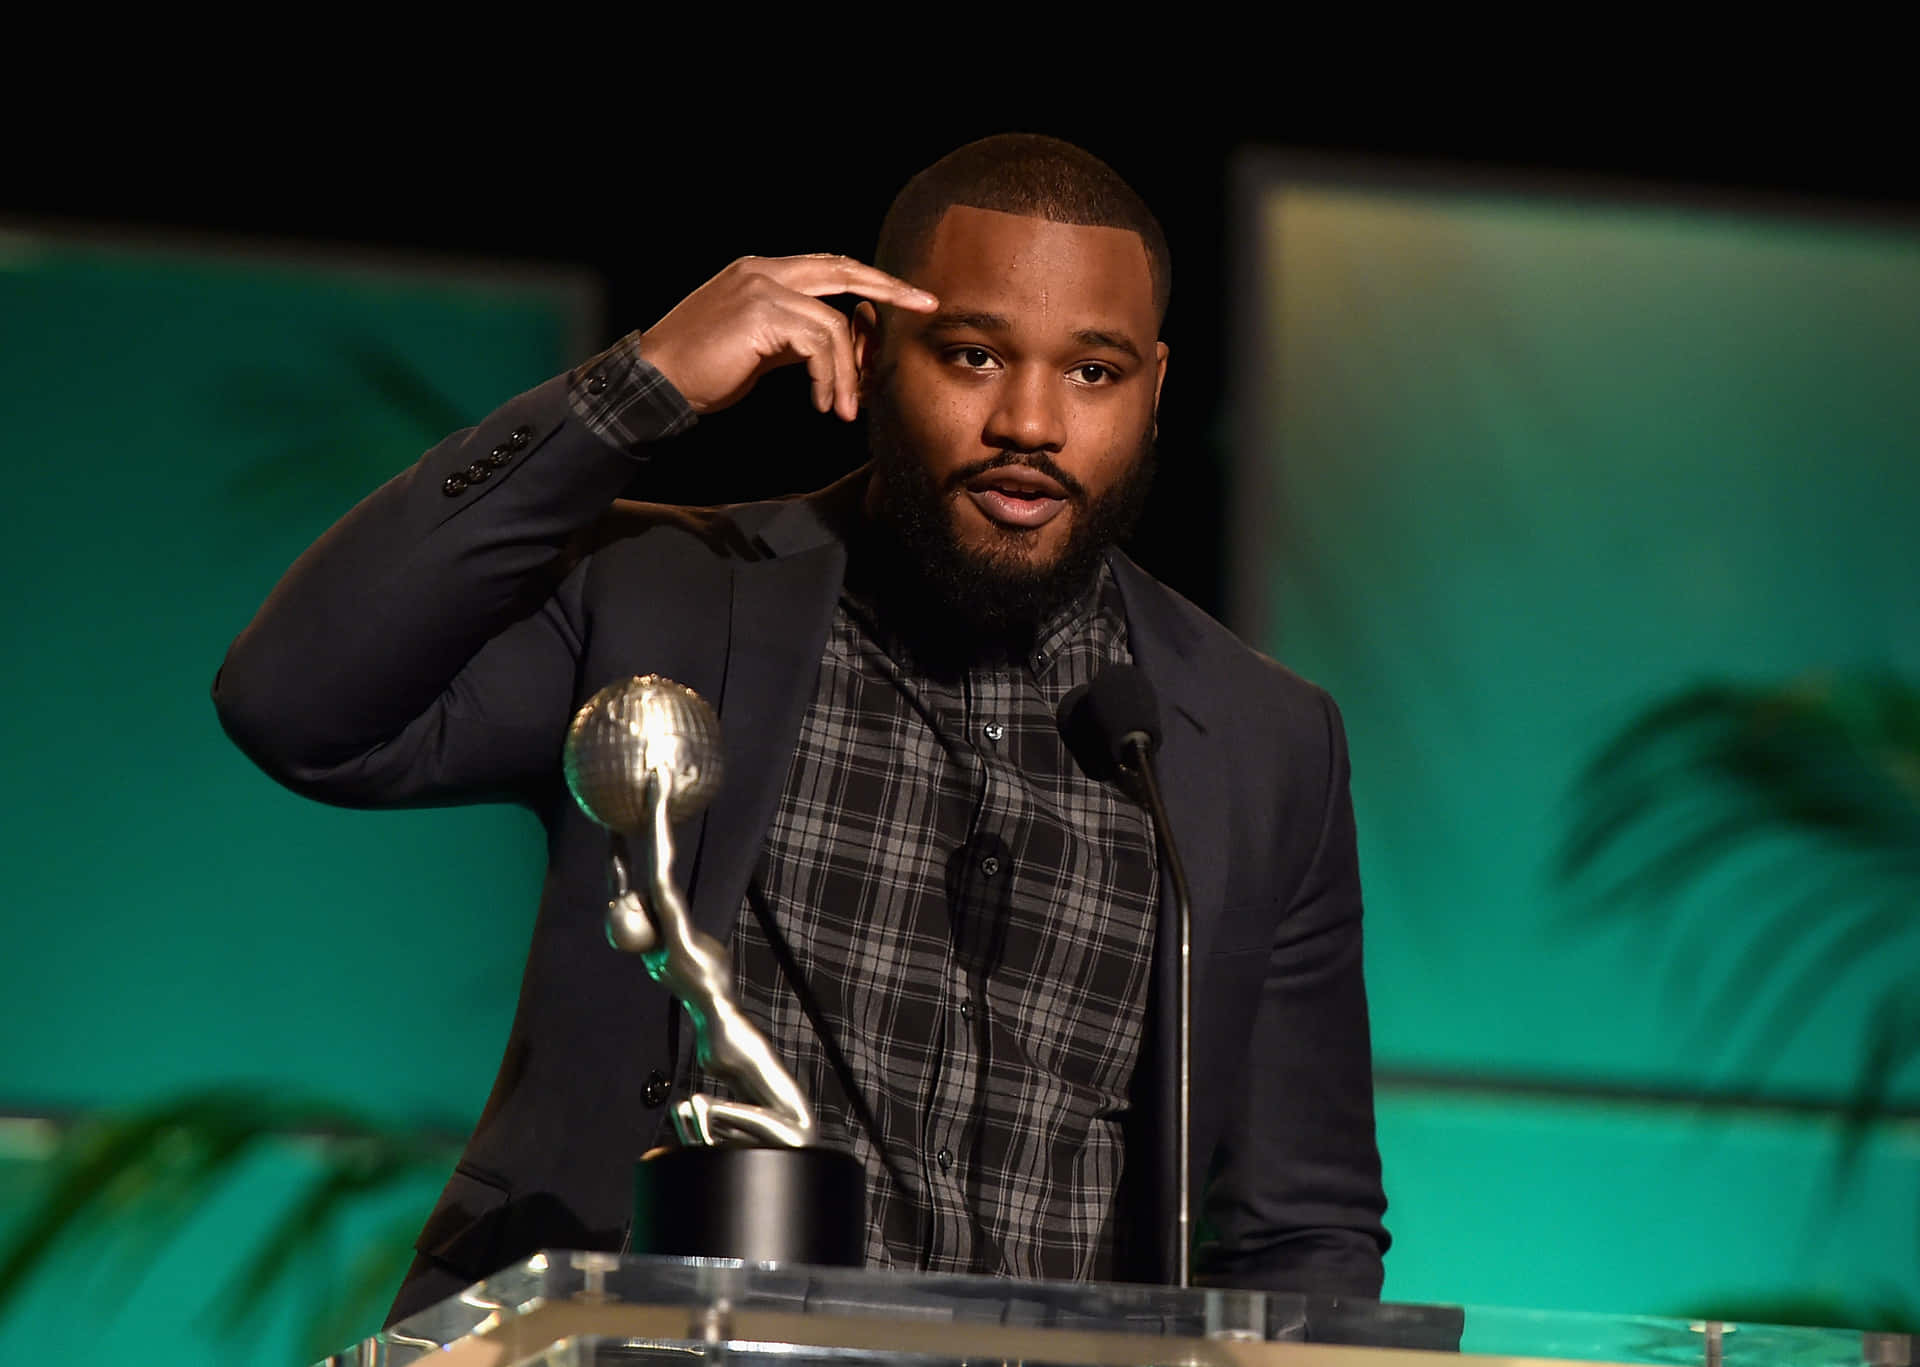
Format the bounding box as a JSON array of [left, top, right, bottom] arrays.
[[1118, 733, 1192, 1289]]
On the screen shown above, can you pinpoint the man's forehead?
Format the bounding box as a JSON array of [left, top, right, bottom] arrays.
[[915, 205, 1158, 330]]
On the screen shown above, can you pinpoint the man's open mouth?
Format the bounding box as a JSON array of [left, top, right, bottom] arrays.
[[963, 468, 1071, 530]]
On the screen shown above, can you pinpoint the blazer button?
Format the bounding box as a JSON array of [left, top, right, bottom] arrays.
[[464, 462, 491, 484], [642, 1070, 671, 1108], [509, 426, 531, 448], [442, 473, 469, 496]]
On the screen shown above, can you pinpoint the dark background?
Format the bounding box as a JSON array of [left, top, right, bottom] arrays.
[[8, 113, 1913, 619]]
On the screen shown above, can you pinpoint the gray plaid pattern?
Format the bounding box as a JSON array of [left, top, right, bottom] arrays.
[[700, 566, 1159, 1281], [567, 332, 697, 445]]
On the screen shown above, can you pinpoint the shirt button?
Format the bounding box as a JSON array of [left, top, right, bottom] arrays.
[[982, 722, 1004, 743], [586, 372, 609, 396], [959, 998, 974, 1022], [1030, 652, 1046, 672], [980, 856, 1001, 877], [642, 1070, 670, 1108], [936, 1147, 953, 1172]]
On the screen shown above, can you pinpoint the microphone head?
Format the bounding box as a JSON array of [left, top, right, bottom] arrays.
[[564, 675, 724, 833], [1057, 665, 1161, 786]]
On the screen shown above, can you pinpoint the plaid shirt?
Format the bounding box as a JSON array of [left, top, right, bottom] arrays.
[[575, 336, 1160, 1281], [721, 571, 1158, 1281]]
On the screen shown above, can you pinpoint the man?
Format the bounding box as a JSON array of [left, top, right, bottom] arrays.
[[214, 134, 1389, 1324]]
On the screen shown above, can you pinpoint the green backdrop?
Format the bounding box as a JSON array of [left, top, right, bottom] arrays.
[[1233, 163, 1920, 1320]]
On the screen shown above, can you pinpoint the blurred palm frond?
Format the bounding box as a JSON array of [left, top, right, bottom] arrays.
[[1562, 670, 1920, 893], [219, 335, 476, 529], [0, 1088, 457, 1361], [1558, 666, 1920, 1153]]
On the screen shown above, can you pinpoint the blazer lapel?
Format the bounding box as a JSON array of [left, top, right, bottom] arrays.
[[683, 492, 851, 944], [1110, 554, 1230, 965]]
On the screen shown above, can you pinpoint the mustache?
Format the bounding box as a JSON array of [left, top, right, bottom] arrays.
[[943, 450, 1087, 501]]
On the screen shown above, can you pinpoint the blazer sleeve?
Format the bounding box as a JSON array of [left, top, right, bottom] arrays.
[[212, 370, 672, 810], [1194, 687, 1390, 1297]]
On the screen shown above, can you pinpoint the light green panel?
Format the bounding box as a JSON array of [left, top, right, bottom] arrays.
[[0, 235, 581, 1125], [1377, 1085, 1920, 1321], [1238, 172, 1920, 1323], [1244, 182, 1920, 1103]]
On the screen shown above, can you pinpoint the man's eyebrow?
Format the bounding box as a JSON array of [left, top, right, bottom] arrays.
[[1071, 328, 1143, 362], [922, 312, 1145, 363], [922, 309, 1014, 334]]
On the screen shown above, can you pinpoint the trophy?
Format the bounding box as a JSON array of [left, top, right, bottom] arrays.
[[564, 675, 864, 1266]]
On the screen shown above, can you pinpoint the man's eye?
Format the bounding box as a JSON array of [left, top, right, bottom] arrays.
[[953, 347, 996, 369], [1073, 363, 1115, 385]]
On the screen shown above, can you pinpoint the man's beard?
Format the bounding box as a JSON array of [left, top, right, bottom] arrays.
[[862, 386, 1156, 648]]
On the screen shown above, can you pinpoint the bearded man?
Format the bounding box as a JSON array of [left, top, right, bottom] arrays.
[[214, 133, 1390, 1325]]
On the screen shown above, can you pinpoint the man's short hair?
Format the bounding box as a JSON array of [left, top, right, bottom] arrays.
[[875, 133, 1172, 324]]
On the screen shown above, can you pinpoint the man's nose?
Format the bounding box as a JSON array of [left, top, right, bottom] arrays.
[[981, 368, 1066, 453]]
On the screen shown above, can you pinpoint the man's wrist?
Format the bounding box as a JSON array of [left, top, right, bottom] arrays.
[[568, 331, 698, 453]]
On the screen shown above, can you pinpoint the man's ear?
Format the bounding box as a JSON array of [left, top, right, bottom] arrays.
[[1152, 340, 1169, 438], [851, 301, 881, 397]]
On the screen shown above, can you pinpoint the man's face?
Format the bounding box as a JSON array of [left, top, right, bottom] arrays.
[[857, 205, 1168, 636]]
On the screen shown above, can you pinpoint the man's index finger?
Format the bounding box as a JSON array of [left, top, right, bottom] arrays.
[[779, 255, 939, 310]]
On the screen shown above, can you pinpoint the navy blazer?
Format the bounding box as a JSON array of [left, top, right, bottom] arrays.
[[214, 371, 1388, 1316]]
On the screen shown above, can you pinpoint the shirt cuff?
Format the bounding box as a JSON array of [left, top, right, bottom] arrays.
[[568, 332, 698, 452]]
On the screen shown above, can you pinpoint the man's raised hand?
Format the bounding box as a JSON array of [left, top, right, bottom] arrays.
[[635, 255, 938, 422]]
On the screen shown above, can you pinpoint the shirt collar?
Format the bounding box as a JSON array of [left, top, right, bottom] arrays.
[[840, 555, 1114, 682]]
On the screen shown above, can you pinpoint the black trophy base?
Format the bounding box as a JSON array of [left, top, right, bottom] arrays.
[[631, 1144, 865, 1266]]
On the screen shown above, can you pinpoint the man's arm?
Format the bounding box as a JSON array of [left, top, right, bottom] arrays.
[[211, 358, 684, 808], [1194, 688, 1390, 1297], [213, 257, 937, 808]]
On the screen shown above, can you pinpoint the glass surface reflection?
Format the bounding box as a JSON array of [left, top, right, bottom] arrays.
[[312, 1251, 1914, 1367]]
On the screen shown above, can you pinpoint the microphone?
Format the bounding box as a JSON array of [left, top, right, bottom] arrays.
[[1056, 666, 1195, 1289], [1058, 666, 1160, 798]]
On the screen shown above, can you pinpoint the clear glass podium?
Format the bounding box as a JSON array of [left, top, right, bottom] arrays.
[[317, 1251, 1914, 1366]]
